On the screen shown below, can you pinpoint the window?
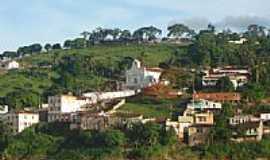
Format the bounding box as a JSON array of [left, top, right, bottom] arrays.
[[134, 78, 138, 84], [198, 117, 207, 122], [197, 128, 203, 133]]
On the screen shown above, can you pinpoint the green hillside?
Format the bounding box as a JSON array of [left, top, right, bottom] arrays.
[[20, 43, 184, 68], [0, 43, 187, 109]]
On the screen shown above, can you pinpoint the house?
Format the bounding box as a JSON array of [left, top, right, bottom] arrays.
[[166, 116, 194, 140], [4, 111, 39, 134], [70, 113, 110, 130], [193, 92, 241, 103], [70, 112, 143, 130], [126, 59, 163, 89], [47, 94, 92, 122], [194, 112, 214, 125], [228, 38, 247, 44], [185, 111, 214, 146], [229, 115, 263, 142], [187, 124, 213, 146], [166, 111, 214, 142], [260, 113, 270, 122], [202, 66, 250, 89], [229, 115, 260, 125], [0, 60, 20, 70], [187, 99, 222, 110]]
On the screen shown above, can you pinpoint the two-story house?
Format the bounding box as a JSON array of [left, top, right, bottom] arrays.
[[229, 115, 263, 142], [4, 111, 39, 134], [47, 94, 92, 122]]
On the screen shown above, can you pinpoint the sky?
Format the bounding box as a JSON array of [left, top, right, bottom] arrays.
[[0, 0, 270, 53]]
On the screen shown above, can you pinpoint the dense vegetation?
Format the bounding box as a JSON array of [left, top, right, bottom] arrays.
[[0, 121, 178, 160]]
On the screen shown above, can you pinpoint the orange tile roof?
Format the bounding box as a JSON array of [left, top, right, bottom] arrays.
[[193, 92, 241, 102], [145, 67, 163, 72]]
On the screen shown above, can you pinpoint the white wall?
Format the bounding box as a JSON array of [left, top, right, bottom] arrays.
[[126, 60, 162, 89]]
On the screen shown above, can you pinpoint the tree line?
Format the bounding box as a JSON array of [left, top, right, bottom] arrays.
[[2, 23, 269, 59]]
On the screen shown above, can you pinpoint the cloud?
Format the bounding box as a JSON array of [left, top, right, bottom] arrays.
[[216, 16, 270, 31]]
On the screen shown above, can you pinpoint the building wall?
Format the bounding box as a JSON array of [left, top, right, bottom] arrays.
[[126, 60, 162, 89], [48, 95, 90, 122], [187, 100, 222, 110], [6, 61, 19, 70], [260, 113, 270, 121], [5, 112, 39, 134], [194, 112, 214, 125], [83, 90, 136, 103], [48, 95, 90, 114]]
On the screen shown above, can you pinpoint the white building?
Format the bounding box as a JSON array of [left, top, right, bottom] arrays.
[[83, 90, 136, 103], [166, 116, 194, 139], [126, 59, 163, 89], [260, 113, 270, 122], [187, 99, 222, 110], [1, 60, 20, 70], [48, 95, 91, 122], [229, 115, 260, 125], [202, 66, 250, 89], [228, 38, 247, 44], [4, 111, 39, 134]]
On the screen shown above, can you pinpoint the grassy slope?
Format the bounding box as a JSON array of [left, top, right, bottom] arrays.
[[0, 44, 182, 98], [117, 97, 182, 118], [20, 43, 180, 67]]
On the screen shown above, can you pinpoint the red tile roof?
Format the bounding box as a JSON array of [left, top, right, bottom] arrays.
[[145, 67, 163, 72], [193, 92, 241, 102]]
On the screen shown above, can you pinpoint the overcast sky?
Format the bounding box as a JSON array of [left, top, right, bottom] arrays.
[[0, 0, 269, 52]]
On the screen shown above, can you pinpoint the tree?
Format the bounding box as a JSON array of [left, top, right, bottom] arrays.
[[5, 89, 40, 109], [0, 121, 11, 153], [29, 43, 42, 53], [80, 31, 91, 40], [245, 24, 266, 38], [189, 31, 217, 66], [216, 76, 235, 91], [119, 30, 132, 41], [207, 23, 216, 33], [111, 28, 121, 40], [17, 46, 32, 56], [64, 40, 73, 49], [133, 26, 162, 41], [89, 27, 108, 44], [1, 51, 18, 58], [72, 38, 86, 49], [167, 24, 195, 38], [242, 83, 266, 103], [44, 44, 52, 52], [52, 43, 62, 50]]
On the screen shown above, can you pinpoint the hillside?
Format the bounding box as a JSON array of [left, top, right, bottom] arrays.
[[20, 43, 185, 68], [0, 43, 187, 108]]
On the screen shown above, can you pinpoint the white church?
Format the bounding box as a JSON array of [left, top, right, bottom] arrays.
[[126, 59, 163, 89]]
